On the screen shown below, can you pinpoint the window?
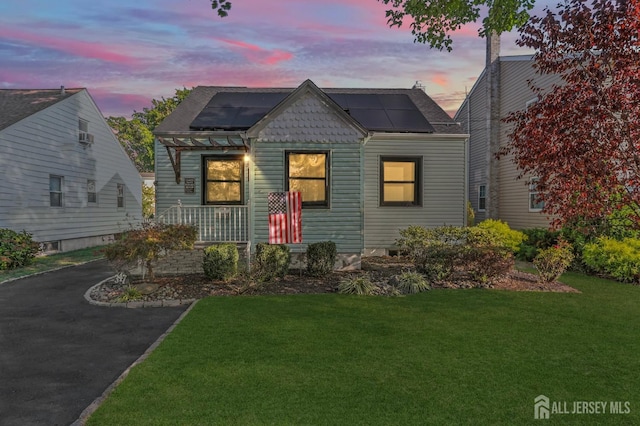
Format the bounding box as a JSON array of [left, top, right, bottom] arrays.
[[50, 175, 63, 207], [87, 179, 96, 203], [478, 185, 486, 211], [529, 178, 544, 211], [78, 118, 93, 144], [286, 152, 329, 207], [203, 156, 244, 204], [117, 184, 124, 208], [380, 157, 422, 206]]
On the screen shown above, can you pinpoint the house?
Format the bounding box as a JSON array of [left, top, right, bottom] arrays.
[[154, 79, 468, 268], [0, 88, 142, 252], [454, 37, 563, 229]]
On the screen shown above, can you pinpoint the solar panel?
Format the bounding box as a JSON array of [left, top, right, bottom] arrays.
[[190, 90, 434, 133], [190, 92, 288, 130], [328, 93, 434, 133]]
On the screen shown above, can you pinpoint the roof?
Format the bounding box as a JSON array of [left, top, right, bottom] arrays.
[[155, 81, 463, 136], [0, 88, 84, 131]]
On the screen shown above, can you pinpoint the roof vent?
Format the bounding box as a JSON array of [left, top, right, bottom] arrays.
[[60, 85, 65, 96]]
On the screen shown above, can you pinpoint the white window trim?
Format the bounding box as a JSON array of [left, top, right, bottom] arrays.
[[528, 177, 544, 212], [478, 184, 486, 212], [49, 175, 63, 208]]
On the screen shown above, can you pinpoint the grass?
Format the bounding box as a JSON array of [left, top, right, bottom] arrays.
[[0, 246, 105, 283], [88, 273, 640, 425]]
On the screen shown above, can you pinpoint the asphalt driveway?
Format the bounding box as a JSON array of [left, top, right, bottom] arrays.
[[0, 260, 189, 426]]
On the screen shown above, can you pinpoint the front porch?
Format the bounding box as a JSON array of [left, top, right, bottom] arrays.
[[157, 203, 249, 243]]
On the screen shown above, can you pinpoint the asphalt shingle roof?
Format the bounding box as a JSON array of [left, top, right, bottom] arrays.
[[0, 88, 83, 131], [155, 85, 463, 135]]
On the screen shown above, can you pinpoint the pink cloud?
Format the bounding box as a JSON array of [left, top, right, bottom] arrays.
[[431, 74, 450, 87], [216, 38, 293, 65], [0, 27, 141, 66]]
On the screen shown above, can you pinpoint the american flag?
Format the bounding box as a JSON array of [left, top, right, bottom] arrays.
[[268, 191, 302, 244]]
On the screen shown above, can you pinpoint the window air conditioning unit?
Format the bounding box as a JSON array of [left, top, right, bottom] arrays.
[[79, 132, 94, 144]]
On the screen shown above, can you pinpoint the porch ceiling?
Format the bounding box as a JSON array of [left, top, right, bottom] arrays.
[[157, 134, 249, 184]]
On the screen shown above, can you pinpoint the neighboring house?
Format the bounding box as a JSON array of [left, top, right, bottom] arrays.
[[455, 37, 563, 229], [154, 79, 468, 268], [0, 88, 142, 252]]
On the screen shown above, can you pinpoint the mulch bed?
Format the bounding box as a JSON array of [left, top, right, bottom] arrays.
[[91, 256, 579, 304]]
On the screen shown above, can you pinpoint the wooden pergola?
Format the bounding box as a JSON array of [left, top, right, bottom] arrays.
[[156, 132, 249, 183]]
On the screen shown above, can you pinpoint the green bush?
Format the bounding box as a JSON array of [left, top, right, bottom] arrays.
[[255, 243, 290, 281], [517, 228, 560, 261], [533, 239, 574, 283], [338, 275, 375, 295], [0, 228, 40, 270], [476, 219, 526, 253], [396, 225, 465, 280], [104, 222, 197, 281], [466, 201, 475, 227], [396, 225, 513, 285], [203, 243, 239, 281], [583, 237, 640, 283], [306, 241, 337, 277], [116, 286, 143, 303], [394, 271, 430, 294]]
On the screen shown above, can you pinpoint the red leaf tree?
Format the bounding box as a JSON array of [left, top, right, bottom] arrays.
[[499, 0, 640, 232]]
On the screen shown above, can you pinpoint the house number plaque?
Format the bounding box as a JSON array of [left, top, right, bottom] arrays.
[[184, 178, 195, 193]]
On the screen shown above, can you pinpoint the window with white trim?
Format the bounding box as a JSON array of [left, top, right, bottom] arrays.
[[529, 178, 544, 211], [50, 175, 63, 207], [117, 184, 125, 208], [87, 179, 96, 203], [478, 184, 486, 212]]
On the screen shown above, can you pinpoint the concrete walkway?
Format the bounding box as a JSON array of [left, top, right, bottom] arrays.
[[0, 260, 189, 426]]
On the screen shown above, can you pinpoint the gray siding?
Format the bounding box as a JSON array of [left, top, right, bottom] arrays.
[[456, 72, 489, 223], [154, 145, 248, 213], [363, 135, 467, 251], [0, 90, 141, 249], [252, 93, 363, 254], [497, 59, 563, 229]]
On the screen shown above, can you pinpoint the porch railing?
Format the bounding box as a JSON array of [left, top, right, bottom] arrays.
[[157, 203, 249, 243]]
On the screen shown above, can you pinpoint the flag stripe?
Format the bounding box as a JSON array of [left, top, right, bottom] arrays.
[[268, 191, 302, 244]]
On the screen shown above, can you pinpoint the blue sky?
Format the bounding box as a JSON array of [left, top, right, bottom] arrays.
[[0, 0, 552, 118]]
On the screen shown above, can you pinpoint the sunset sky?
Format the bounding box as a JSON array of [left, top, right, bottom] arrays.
[[0, 0, 553, 118]]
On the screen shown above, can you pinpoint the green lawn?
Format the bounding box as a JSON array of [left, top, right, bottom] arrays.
[[0, 246, 105, 283], [88, 273, 639, 425]]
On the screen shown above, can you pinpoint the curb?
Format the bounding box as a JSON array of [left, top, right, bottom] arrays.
[[84, 276, 196, 308], [72, 300, 198, 425]]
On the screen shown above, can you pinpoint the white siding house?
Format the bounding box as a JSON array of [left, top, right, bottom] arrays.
[[0, 88, 142, 252], [154, 80, 468, 267]]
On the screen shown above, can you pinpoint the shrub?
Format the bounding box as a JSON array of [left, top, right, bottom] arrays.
[[116, 286, 143, 303], [104, 222, 197, 281], [338, 275, 375, 295], [476, 219, 526, 253], [517, 228, 560, 261], [582, 237, 640, 283], [466, 201, 475, 227], [397, 225, 514, 286], [203, 243, 239, 281], [0, 228, 40, 270], [306, 241, 337, 277], [254, 243, 290, 281], [533, 239, 575, 283], [394, 271, 430, 294], [396, 225, 465, 279]]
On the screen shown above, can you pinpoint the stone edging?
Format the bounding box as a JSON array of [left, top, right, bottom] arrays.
[[84, 276, 196, 308], [72, 300, 198, 425]]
